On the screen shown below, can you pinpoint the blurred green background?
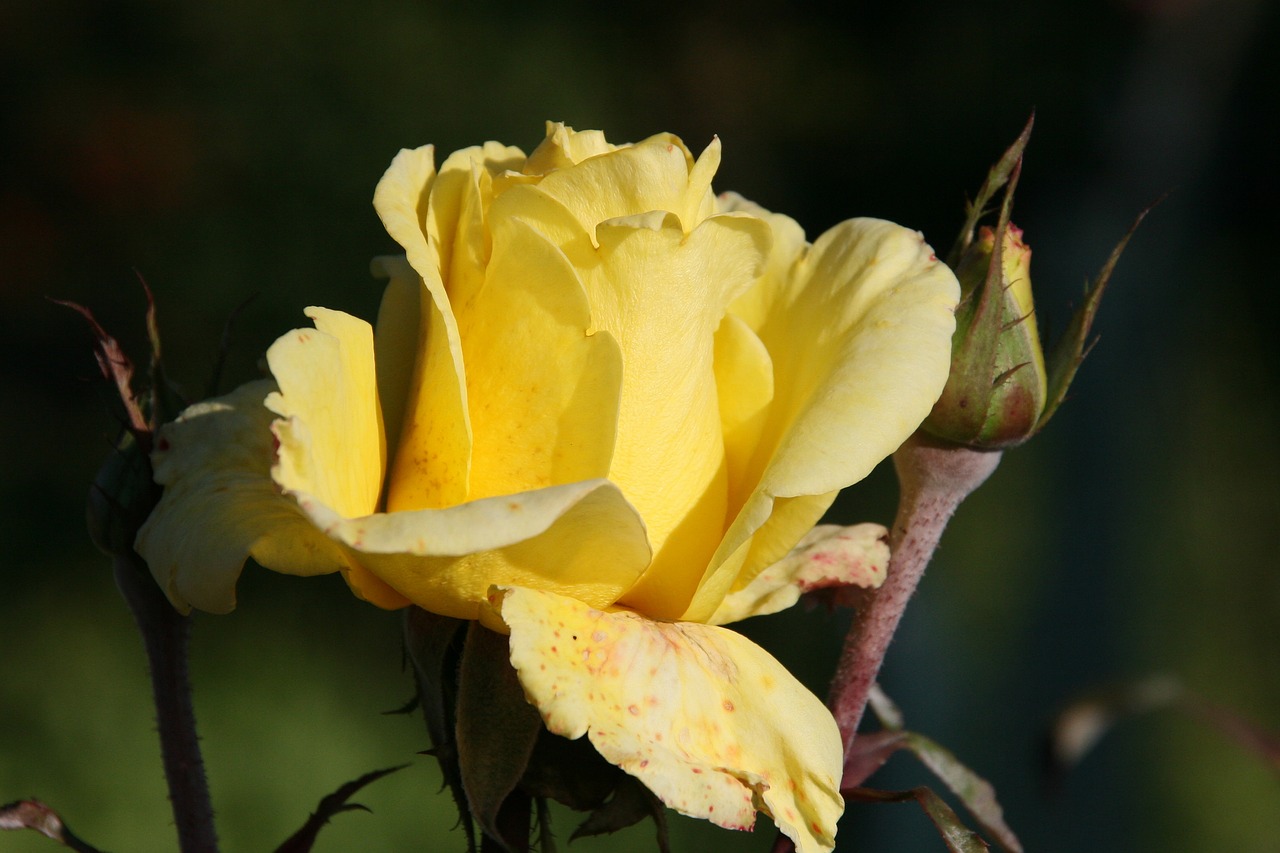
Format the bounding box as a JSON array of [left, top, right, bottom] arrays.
[[3, 0, 1277, 850]]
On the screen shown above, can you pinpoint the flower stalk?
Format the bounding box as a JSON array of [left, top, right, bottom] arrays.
[[114, 551, 218, 853], [828, 433, 1001, 754]]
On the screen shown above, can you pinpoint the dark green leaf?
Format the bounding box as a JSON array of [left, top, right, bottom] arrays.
[[404, 607, 472, 849], [456, 622, 543, 852]]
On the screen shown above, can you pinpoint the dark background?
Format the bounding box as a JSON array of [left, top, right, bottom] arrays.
[[3, 0, 1277, 850]]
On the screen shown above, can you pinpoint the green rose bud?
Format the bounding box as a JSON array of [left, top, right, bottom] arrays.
[[924, 221, 1047, 448]]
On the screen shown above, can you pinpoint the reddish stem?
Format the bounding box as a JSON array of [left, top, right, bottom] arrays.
[[830, 434, 1001, 754], [115, 552, 219, 853]]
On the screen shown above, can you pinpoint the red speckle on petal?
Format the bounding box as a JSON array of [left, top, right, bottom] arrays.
[[628, 704, 640, 716], [722, 700, 735, 712]]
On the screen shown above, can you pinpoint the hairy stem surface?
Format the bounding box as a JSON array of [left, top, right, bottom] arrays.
[[115, 553, 218, 853]]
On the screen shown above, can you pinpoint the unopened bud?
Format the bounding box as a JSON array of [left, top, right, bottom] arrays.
[[925, 222, 1047, 448]]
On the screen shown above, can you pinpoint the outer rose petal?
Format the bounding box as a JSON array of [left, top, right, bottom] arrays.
[[684, 216, 959, 622], [373, 145, 473, 510], [135, 381, 353, 614], [496, 587, 843, 853], [266, 307, 384, 519], [708, 523, 889, 626], [303, 480, 651, 623]]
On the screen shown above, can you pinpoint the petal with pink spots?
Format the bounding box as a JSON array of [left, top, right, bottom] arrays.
[[709, 523, 889, 626], [494, 586, 843, 853]]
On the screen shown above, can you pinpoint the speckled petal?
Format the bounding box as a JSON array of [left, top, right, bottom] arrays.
[[708, 523, 889, 626], [495, 586, 843, 853]]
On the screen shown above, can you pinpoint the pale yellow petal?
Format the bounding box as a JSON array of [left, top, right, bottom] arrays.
[[749, 218, 959, 497], [136, 381, 350, 614], [709, 523, 889, 625], [461, 214, 623, 499], [265, 308, 384, 519], [522, 122, 618, 174], [531, 133, 697, 244], [713, 312, 774, 515], [373, 146, 472, 510], [497, 587, 843, 853], [581, 212, 770, 620], [298, 480, 651, 622], [685, 216, 958, 622], [427, 142, 526, 312]]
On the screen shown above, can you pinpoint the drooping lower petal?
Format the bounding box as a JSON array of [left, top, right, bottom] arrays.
[[495, 586, 844, 853], [136, 381, 354, 613], [709, 523, 889, 626]]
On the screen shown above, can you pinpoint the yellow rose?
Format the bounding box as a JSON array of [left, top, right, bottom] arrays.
[[136, 123, 958, 853]]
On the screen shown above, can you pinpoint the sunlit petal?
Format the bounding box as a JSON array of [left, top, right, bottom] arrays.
[[497, 586, 843, 853]]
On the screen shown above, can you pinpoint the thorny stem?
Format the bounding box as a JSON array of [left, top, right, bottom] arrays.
[[829, 432, 1001, 752], [115, 552, 218, 853]]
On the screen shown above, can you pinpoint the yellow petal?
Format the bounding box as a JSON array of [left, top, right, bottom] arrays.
[[713, 312, 774, 516], [496, 586, 843, 853], [373, 145, 473, 510], [684, 216, 958, 622], [530, 133, 698, 243], [749, 217, 959, 497], [461, 213, 623, 499], [709, 523, 889, 625], [584, 212, 770, 620], [265, 308, 384, 519], [300, 480, 651, 622], [522, 121, 618, 174], [427, 142, 526, 311], [135, 381, 351, 614]]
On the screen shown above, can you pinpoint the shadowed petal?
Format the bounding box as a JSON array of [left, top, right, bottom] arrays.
[[135, 381, 358, 613]]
